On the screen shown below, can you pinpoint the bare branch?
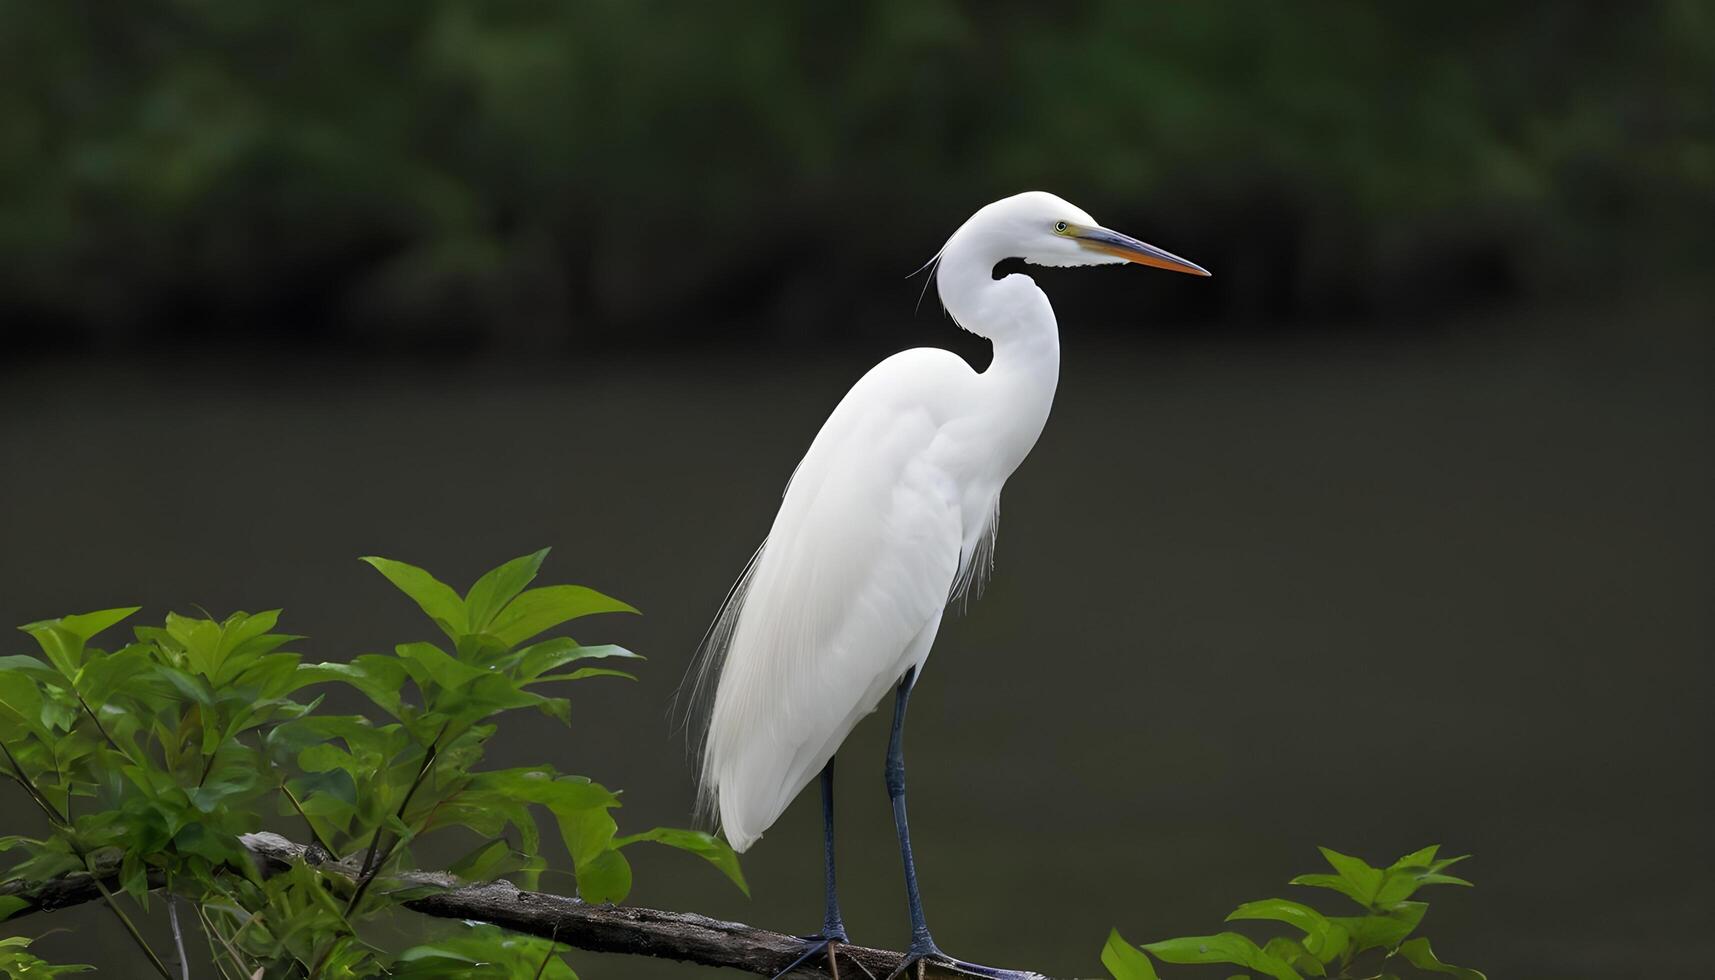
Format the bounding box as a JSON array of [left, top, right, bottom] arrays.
[[0, 833, 1056, 979]]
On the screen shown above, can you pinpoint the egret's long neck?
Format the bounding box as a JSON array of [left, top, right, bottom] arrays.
[[935, 233, 1061, 475]]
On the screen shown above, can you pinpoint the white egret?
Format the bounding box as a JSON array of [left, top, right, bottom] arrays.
[[691, 191, 1209, 979]]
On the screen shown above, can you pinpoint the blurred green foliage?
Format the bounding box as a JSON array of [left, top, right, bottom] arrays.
[[0, 935, 92, 978], [1, 1, 1709, 346]]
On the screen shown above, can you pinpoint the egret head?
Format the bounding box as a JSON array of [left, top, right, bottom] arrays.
[[957, 190, 1210, 276]]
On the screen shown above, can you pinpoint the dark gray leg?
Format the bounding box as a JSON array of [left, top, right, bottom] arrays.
[[885, 668, 934, 952], [884, 668, 1036, 980], [769, 757, 850, 979], [819, 756, 847, 940]]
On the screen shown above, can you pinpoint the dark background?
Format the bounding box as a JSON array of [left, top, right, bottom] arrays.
[[3, 3, 1712, 978]]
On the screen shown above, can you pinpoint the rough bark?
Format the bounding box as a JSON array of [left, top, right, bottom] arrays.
[[0, 832, 1057, 979]]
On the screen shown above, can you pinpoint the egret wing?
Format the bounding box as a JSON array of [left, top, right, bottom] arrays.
[[695, 350, 971, 852]]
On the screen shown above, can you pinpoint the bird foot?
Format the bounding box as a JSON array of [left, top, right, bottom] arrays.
[[771, 929, 871, 980], [884, 943, 1041, 980]]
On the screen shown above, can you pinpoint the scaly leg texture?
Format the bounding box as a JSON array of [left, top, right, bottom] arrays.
[[771, 757, 864, 979], [883, 670, 1040, 980]]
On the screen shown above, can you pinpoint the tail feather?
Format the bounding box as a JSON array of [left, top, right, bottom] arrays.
[[676, 539, 766, 839]]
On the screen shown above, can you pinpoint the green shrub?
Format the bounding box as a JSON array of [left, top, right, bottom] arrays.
[[0, 549, 743, 978], [1103, 844, 1484, 980]]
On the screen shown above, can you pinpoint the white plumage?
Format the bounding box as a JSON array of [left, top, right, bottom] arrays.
[[692, 192, 1210, 855]]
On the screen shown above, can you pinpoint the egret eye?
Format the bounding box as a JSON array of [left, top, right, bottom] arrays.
[[1053, 221, 1069, 234]]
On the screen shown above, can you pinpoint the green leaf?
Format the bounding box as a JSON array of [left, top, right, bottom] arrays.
[[0, 932, 93, 974], [56, 607, 142, 643], [614, 827, 748, 896], [165, 612, 226, 677], [537, 696, 572, 725], [1374, 852, 1475, 907], [461, 768, 620, 824], [291, 769, 360, 829], [438, 674, 554, 730], [1330, 902, 1428, 952], [488, 586, 638, 648], [0, 895, 26, 922], [1102, 930, 1160, 980], [555, 643, 640, 661], [394, 923, 576, 979], [1317, 846, 1384, 905], [78, 647, 158, 705], [216, 609, 281, 659], [556, 806, 618, 870], [396, 642, 486, 693], [300, 743, 363, 776], [1227, 898, 1330, 935], [448, 839, 524, 882], [1430, 854, 1471, 873], [1288, 873, 1372, 907], [1141, 933, 1302, 980], [1373, 873, 1418, 907], [296, 655, 412, 718], [190, 764, 264, 812], [1261, 937, 1321, 978], [533, 667, 638, 684], [1389, 845, 1440, 870], [0, 655, 57, 679], [1417, 872, 1474, 887], [1269, 933, 1330, 980], [1397, 938, 1486, 980], [172, 822, 256, 875], [576, 848, 632, 904], [1309, 923, 1349, 964], [0, 670, 48, 739], [152, 664, 216, 706], [507, 639, 642, 684], [19, 623, 84, 678], [119, 849, 150, 904], [1229, 898, 1347, 963], [362, 556, 470, 637], [464, 550, 550, 634]]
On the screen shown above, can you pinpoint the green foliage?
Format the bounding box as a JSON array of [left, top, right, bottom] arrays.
[[1104, 845, 1483, 980], [0, 550, 743, 978], [394, 923, 576, 979], [0, 936, 92, 978], [1, 4, 1709, 339]]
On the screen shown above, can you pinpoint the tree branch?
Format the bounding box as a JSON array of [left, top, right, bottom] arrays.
[[0, 833, 1056, 979]]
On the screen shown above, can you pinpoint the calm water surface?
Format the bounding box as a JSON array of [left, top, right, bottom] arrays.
[[2, 304, 1710, 978]]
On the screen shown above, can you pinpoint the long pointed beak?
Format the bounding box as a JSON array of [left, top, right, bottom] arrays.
[[1076, 226, 1211, 277]]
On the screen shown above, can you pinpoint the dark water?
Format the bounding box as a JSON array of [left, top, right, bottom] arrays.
[[2, 299, 1710, 978]]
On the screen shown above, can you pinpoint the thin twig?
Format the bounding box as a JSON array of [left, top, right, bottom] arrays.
[[168, 893, 192, 980], [75, 692, 139, 767], [279, 782, 339, 859], [194, 902, 247, 980], [345, 722, 449, 915], [1, 737, 175, 980], [86, 869, 177, 980], [0, 740, 63, 822], [532, 923, 562, 979], [307, 725, 451, 980], [196, 750, 219, 789]]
